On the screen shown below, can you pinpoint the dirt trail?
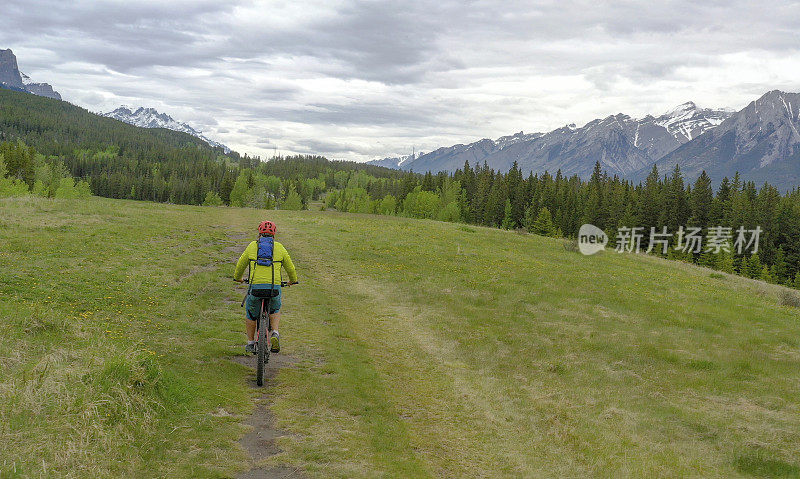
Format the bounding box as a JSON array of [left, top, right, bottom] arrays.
[[225, 230, 306, 477], [231, 353, 306, 478]]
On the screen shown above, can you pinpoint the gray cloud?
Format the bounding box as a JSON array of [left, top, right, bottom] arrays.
[[2, 0, 800, 161]]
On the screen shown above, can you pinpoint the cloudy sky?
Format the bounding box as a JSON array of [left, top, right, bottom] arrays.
[[2, 0, 800, 161]]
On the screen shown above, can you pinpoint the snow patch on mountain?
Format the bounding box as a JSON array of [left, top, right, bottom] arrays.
[[653, 101, 733, 142], [103, 106, 230, 153], [367, 152, 422, 169]]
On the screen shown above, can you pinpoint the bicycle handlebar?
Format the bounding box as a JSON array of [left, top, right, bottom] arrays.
[[237, 279, 299, 287]]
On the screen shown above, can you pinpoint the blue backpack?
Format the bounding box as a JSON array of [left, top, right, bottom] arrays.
[[256, 236, 274, 266], [242, 236, 278, 304]]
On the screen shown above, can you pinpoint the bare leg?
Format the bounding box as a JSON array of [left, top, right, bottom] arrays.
[[246, 318, 256, 341], [269, 312, 281, 333]]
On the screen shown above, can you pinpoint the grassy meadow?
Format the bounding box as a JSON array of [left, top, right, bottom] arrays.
[[1, 196, 799, 478]]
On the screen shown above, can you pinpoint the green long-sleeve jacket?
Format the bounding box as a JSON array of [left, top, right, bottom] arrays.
[[234, 240, 298, 284]]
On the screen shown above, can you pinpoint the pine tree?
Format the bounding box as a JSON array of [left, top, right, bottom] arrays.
[[772, 247, 788, 283], [715, 247, 735, 273], [584, 162, 606, 228], [698, 249, 716, 268], [760, 265, 775, 283], [689, 171, 713, 228], [484, 174, 506, 227], [523, 202, 537, 232], [663, 164, 689, 231], [507, 161, 526, 226], [501, 199, 515, 229], [532, 207, 557, 237], [220, 173, 235, 204], [421, 171, 434, 191], [640, 165, 663, 250], [739, 256, 751, 277], [747, 253, 763, 279], [582, 188, 601, 227]]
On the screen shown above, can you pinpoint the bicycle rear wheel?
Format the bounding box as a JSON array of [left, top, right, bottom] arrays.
[[256, 309, 267, 386]]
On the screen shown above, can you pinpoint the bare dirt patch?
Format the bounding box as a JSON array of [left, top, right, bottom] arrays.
[[231, 353, 306, 479]]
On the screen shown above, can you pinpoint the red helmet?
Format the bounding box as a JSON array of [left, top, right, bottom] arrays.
[[258, 220, 276, 236]]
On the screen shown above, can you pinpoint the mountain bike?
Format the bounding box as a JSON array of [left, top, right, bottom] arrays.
[[239, 278, 298, 386]]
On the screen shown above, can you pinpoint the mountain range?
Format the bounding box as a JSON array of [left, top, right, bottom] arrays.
[[370, 91, 800, 190], [0, 49, 61, 100], [103, 106, 231, 153], [367, 152, 424, 169]]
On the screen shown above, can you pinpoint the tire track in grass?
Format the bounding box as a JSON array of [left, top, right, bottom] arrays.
[[290, 265, 431, 477], [249, 248, 428, 475]]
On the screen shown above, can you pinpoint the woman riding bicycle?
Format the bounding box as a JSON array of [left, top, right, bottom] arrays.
[[234, 220, 298, 354]]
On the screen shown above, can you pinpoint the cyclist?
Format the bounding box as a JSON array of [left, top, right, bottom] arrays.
[[234, 220, 298, 354]]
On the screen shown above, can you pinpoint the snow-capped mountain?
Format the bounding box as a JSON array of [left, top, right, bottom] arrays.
[[103, 106, 230, 153], [367, 151, 424, 169], [646, 90, 800, 191], [652, 101, 733, 142], [388, 102, 734, 179]]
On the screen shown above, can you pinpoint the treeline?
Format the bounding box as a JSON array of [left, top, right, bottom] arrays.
[[0, 141, 91, 199], [323, 160, 800, 288]]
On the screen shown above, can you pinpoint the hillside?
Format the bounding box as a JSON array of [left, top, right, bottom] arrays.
[[2, 195, 799, 477], [0, 88, 228, 156]]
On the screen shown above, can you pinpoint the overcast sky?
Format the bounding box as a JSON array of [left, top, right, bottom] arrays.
[[2, 0, 800, 161]]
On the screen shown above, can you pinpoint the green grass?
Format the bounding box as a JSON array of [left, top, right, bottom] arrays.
[[2, 197, 800, 478]]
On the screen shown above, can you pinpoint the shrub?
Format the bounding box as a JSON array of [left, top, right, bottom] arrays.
[[438, 201, 461, 223], [228, 170, 250, 207], [202, 191, 224, 206], [779, 290, 800, 308], [75, 180, 93, 198], [281, 185, 303, 210], [0, 154, 30, 197], [563, 239, 580, 253], [376, 194, 397, 216], [54, 177, 78, 198], [402, 187, 439, 219], [0, 176, 29, 197]]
